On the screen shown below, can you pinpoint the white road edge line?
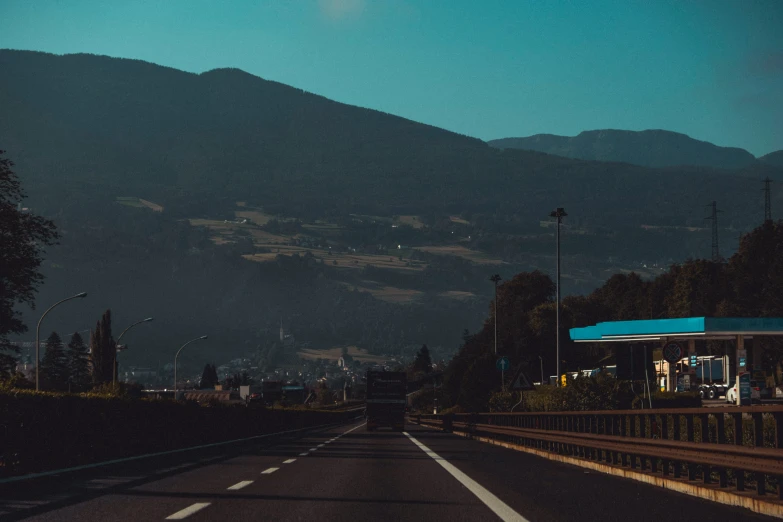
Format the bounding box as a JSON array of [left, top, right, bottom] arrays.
[[282, 459, 297, 464], [165, 502, 211, 519], [261, 467, 279, 474], [403, 432, 529, 522], [227, 480, 253, 491]]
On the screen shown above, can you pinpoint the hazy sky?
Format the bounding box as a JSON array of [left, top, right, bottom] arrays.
[[1, 0, 781, 156]]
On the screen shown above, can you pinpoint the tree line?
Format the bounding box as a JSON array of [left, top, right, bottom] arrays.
[[11, 309, 124, 392], [443, 220, 783, 412]]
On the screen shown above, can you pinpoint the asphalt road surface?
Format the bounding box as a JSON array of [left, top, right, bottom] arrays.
[[0, 419, 775, 521]]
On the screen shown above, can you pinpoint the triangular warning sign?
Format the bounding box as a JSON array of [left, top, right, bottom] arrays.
[[509, 365, 536, 391]]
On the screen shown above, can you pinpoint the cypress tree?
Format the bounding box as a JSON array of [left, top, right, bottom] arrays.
[[67, 331, 91, 392], [40, 331, 68, 390], [90, 309, 116, 385]]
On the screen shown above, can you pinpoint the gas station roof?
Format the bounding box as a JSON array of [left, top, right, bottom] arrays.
[[569, 317, 783, 343]]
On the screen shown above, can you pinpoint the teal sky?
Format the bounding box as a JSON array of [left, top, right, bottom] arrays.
[[1, 0, 781, 156]]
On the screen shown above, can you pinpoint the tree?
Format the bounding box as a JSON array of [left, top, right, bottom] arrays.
[[90, 310, 116, 385], [412, 344, 432, 375], [0, 150, 59, 378], [40, 331, 68, 390], [199, 363, 219, 389], [66, 331, 91, 392]]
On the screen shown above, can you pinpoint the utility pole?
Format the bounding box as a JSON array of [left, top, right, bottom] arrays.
[[763, 177, 773, 223], [704, 201, 722, 263], [550, 207, 567, 386], [489, 274, 501, 355]]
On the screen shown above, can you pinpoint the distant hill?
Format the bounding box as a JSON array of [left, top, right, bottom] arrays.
[[488, 129, 757, 169], [760, 151, 783, 168], [1, 50, 776, 231]]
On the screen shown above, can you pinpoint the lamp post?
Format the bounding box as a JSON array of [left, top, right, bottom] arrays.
[[36, 292, 87, 391], [550, 207, 567, 386], [174, 335, 208, 399], [113, 317, 153, 385], [489, 274, 502, 355], [538, 355, 544, 385]]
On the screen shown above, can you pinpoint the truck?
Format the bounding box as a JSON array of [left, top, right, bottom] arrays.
[[365, 370, 407, 432]]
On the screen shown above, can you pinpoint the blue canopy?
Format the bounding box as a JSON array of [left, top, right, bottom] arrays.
[[570, 317, 783, 342]]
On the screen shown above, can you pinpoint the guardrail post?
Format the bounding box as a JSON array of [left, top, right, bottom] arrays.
[[639, 415, 648, 471], [672, 414, 681, 478], [733, 412, 744, 491], [775, 412, 783, 500], [701, 413, 711, 484], [649, 414, 658, 473], [620, 414, 628, 467], [661, 414, 670, 476], [629, 415, 637, 469], [753, 412, 765, 496], [716, 413, 727, 487], [686, 414, 696, 481]]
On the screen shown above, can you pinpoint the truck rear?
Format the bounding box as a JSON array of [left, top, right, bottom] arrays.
[[365, 370, 407, 431]]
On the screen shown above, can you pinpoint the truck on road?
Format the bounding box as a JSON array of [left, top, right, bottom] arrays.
[[365, 370, 407, 431]]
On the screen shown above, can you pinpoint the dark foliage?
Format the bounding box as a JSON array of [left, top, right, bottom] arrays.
[[90, 310, 116, 385], [0, 150, 58, 377], [67, 332, 91, 392], [39, 331, 67, 390]]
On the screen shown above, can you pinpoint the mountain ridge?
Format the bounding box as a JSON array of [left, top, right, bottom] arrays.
[[489, 129, 760, 169]]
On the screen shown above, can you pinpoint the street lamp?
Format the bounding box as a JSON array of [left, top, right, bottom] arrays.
[[538, 355, 544, 385], [113, 317, 154, 385], [550, 207, 567, 386], [489, 274, 501, 355], [174, 335, 208, 399], [35, 292, 87, 391]]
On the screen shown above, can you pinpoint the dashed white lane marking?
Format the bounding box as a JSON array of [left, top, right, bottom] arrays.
[[165, 502, 211, 519], [317, 444, 325, 447], [261, 467, 279, 474], [309, 448, 317, 451], [403, 432, 529, 522], [299, 453, 309, 456], [227, 480, 253, 491], [283, 458, 297, 464]]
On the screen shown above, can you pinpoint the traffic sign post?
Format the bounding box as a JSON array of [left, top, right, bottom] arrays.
[[663, 342, 682, 392], [497, 357, 509, 391]]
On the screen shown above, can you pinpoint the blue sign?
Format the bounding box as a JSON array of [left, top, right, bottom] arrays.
[[689, 354, 697, 367], [739, 356, 747, 369], [496, 357, 510, 371], [739, 372, 751, 405]]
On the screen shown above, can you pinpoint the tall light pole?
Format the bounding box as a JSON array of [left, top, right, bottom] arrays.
[[550, 207, 567, 386], [113, 317, 153, 385], [489, 274, 501, 355], [538, 355, 544, 385], [35, 292, 87, 391], [174, 335, 208, 399]]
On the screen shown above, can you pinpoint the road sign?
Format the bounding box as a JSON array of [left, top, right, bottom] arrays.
[[737, 349, 747, 371], [663, 342, 682, 363], [509, 365, 535, 391], [689, 354, 697, 367], [496, 357, 510, 371], [739, 372, 751, 406]]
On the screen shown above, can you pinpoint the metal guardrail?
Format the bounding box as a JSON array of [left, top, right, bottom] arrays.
[[415, 406, 783, 500]]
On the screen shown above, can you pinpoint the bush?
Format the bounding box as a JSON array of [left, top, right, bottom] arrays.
[[0, 389, 356, 477], [635, 391, 702, 409]]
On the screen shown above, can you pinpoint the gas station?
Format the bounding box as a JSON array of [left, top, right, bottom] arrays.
[[569, 317, 783, 405]]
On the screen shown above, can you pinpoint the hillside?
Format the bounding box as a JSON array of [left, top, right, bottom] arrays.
[[488, 129, 757, 169], [1, 50, 777, 231], [2, 50, 783, 370], [760, 151, 783, 168]]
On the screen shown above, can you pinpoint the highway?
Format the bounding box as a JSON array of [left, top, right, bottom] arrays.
[[0, 419, 775, 521]]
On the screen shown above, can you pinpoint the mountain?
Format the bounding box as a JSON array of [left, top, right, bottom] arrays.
[[0, 49, 775, 229], [488, 129, 757, 169], [760, 151, 783, 168], [2, 50, 783, 370]]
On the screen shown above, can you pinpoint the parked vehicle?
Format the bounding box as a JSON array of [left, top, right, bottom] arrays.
[[725, 381, 762, 404]]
